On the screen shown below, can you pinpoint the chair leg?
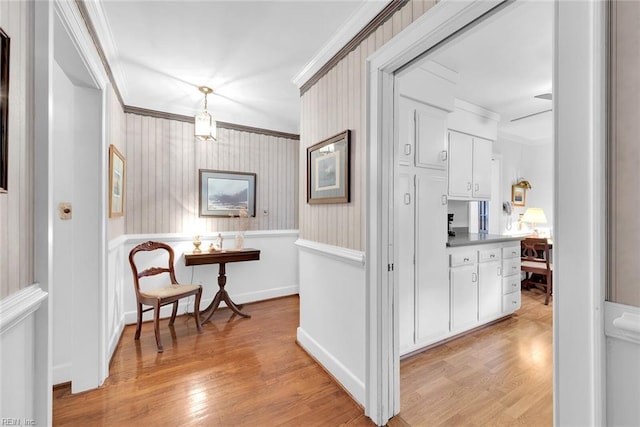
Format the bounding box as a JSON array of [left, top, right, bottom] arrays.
[[134, 303, 143, 340], [194, 288, 203, 334], [169, 301, 178, 326], [544, 272, 551, 305], [154, 300, 163, 353]]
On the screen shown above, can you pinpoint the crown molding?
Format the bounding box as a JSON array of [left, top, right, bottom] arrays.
[[292, 1, 389, 89], [294, 0, 405, 95], [81, 0, 129, 101], [123, 105, 300, 140]]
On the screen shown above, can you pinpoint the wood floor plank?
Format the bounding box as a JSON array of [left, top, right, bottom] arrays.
[[54, 290, 552, 426]]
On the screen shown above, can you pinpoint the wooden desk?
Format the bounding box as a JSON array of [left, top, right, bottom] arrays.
[[184, 248, 260, 323]]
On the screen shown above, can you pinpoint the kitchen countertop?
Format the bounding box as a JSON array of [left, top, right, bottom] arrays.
[[447, 232, 524, 247]]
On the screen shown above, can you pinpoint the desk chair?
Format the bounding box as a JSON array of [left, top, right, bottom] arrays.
[[521, 237, 553, 305], [129, 241, 203, 352]]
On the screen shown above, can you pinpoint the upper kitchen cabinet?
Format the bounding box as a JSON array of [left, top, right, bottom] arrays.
[[447, 100, 499, 200], [396, 62, 457, 170]]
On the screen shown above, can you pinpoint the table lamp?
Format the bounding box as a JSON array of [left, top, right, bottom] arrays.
[[521, 207, 547, 237]]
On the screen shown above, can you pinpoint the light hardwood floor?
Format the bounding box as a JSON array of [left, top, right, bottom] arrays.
[[53, 290, 551, 426]]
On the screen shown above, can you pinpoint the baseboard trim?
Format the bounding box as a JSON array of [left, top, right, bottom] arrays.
[[296, 327, 365, 406], [53, 363, 72, 386]]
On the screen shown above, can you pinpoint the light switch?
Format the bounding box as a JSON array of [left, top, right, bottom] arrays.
[[59, 203, 72, 220]]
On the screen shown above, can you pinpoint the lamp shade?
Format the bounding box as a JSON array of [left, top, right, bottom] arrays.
[[521, 207, 547, 225]]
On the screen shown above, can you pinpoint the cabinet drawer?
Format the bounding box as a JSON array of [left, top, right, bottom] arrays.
[[478, 247, 501, 262], [502, 275, 520, 295], [502, 245, 521, 259], [503, 291, 521, 313], [502, 258, 521, 277], [450, 250, 476, 267]]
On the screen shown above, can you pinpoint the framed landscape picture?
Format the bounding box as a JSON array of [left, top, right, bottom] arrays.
[[199, 169, 256, 217], [307, 130, 350, 204], [511, 185, 526, 207], [109, 145, 125, 217]]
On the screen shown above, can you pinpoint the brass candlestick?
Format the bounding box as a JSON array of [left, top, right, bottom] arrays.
[[192, 235, 202, 254]]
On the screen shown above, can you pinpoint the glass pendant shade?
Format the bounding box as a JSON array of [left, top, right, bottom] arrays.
[[195, 110, 217, 141], [194, 86, 217, 141]]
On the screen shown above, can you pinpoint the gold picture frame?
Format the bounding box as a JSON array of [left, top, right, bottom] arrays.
[[109, 144, 125, 217], [511, 185, 526, 207]]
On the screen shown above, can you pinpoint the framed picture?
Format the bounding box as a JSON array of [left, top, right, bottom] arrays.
[[199, 169, 256, 217], [109, 145, 125, 217], [307, 130, 350, 204], [0, 27, 10, 193], [511, 185, 526, 207]]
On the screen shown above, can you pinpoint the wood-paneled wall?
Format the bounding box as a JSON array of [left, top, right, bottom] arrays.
[[610, 0, 640, 307], [107, 85, 126, 241], [0, 0, 34, 299], [124, 114, 298, 235], [299, 0, 435, 251]]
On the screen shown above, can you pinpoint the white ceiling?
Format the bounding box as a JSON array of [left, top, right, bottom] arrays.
[[422, 0, 553, 144], [91, 1, 553, 141], [92, 0, 386, 135]]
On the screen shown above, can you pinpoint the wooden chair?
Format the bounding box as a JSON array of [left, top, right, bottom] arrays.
[[521, 237, 553, 305], [129, 241, 203, 352]]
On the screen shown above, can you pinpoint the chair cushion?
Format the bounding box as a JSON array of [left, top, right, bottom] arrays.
[[521, 260, 553, 271], [141, 284, 200, 299]]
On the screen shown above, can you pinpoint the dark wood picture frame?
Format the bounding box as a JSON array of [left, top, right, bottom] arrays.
[[0, 27, 10, 193], [307, 130, 351, 204], [109, 145, 126, 217], [199, 169, 257, 217]]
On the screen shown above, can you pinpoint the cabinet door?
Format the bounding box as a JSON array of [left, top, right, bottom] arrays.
[[415, 104, 448, 170], [398, 97, 415, 167], [448, 131, 473, 198], [397, 172, 415, 351], [450, 264, 479, 332], [472, 137, 492, 199], [478, 260, 502, 321], [415, 170, 449, 344]]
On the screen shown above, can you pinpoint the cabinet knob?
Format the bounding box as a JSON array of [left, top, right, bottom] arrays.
[[472, 272, 478, 282], [464, 257, 469, 262], [475, 184, 480, 191], [404, 193, 411, 205], [441, 150, 447, 161], [490, 254, 495, 258], [497, 267, 502, 276], [404, 144, 412, 156], [441, 195, 448, 205], [467, 182, 472, 191]]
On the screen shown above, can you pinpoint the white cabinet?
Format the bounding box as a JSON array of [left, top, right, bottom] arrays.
[[478, 247, 502, 321], [472, 137, 492, 199], [397, 172, 415, 350], [447, 130, 493, 200], [415, 171, 449, 344], [502, 244, 522, 313], [398, 168, 449, 354], [398, 96, 448, 170], [450, 257, 478, 332]]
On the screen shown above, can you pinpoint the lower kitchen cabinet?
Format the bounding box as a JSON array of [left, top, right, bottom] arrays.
[[478, 247, 503, 322], [450, 263, 479, 332]]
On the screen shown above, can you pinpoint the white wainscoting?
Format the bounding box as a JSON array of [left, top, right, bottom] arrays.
[[107, 230, 299, 329], [295, 239, 366, 406], [605, 301, 640, 426], [0, 285, 48, 421]]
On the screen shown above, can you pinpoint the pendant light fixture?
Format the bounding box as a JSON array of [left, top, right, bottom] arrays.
[[194, 86, 217, 141]]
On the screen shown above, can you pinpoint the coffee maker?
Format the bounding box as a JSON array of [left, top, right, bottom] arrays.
[[448, 213, 455, 237]]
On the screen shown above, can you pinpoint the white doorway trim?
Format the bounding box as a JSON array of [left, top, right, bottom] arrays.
[[365, 0, 607, 425]]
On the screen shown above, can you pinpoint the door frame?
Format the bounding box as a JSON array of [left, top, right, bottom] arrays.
[[365, 0, 607, 425]]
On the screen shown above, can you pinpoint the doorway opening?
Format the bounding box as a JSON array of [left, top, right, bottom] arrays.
[[392, 2, 554, 423]]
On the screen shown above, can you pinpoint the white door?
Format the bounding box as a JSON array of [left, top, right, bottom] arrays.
[[450, 264, 478, 332], [472, 137, 492, 199], [478, 260, 502, 321], [415, 104, 448, 170]]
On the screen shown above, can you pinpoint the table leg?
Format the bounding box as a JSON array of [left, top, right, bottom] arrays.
[[199, 262, 251, 323]]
